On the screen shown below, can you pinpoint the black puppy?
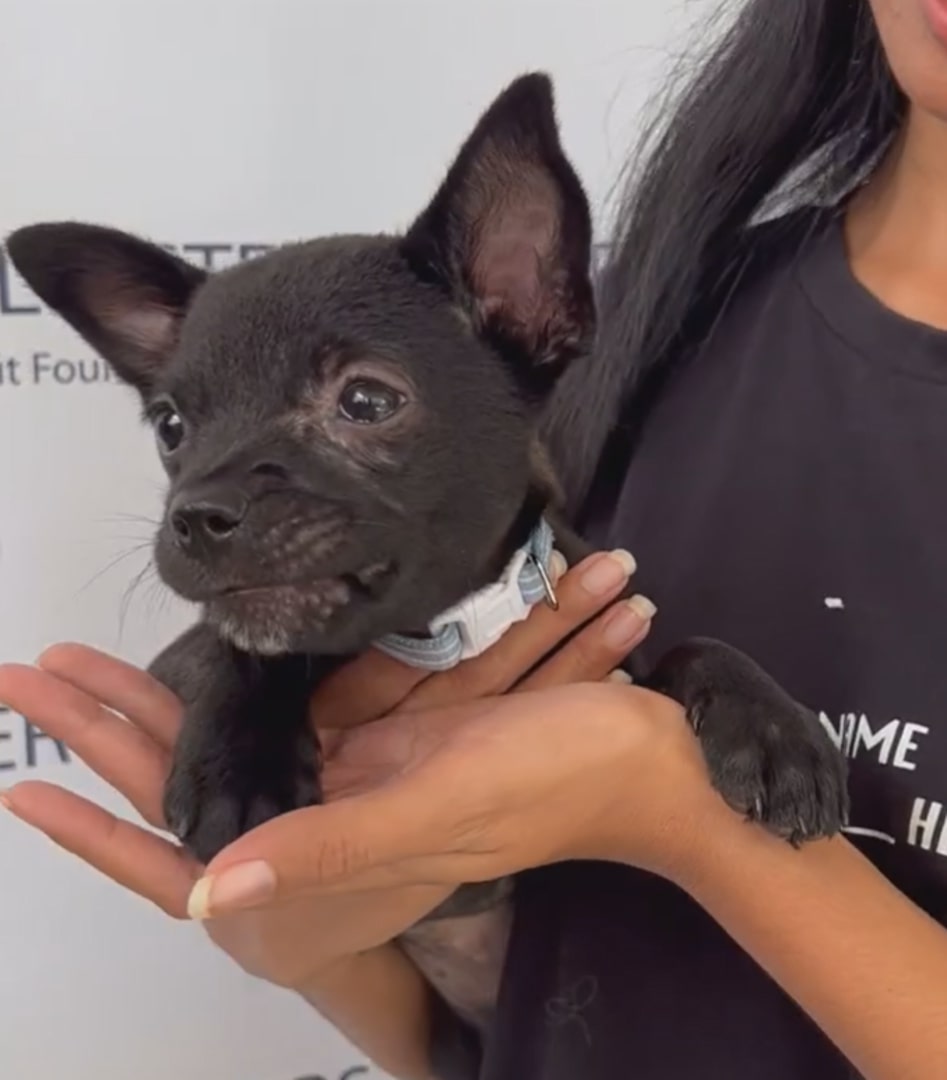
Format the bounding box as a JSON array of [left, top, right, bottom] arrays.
[[7, 73, 847, 1030]]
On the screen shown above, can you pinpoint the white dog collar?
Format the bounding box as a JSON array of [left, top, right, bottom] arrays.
[[374, 518, 557, 672]]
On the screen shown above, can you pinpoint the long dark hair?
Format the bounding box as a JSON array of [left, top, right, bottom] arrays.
[[545, 0, 905, 519]]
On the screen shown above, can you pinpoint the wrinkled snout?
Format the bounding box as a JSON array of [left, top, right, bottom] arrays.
[[153, 449, 393, 613]]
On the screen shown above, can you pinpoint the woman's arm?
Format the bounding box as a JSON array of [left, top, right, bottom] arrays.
[[302, 792, 947, 1080], [299, 945, 481, 1080], [669, 808, 947, 1080]]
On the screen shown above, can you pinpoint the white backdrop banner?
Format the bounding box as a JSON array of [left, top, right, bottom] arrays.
[[0, 2, 704, 1078]]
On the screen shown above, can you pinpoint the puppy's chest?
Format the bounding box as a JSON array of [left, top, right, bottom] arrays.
[[399, 897, 514, 1034]]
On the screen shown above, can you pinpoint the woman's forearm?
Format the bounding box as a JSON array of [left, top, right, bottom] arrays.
[[298, 945, 481, 1080], [673, 810, 947, 1079]]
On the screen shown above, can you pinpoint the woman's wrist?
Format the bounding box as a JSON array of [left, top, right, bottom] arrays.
[[647, 790, 745, 891], [297, 946, 439, 1080], [648, 783, 838, 901], [297, 945, 480, 1080], [583, 684, 732, 882], [296, 950, 368, 997], [667, 794, 769, 894]]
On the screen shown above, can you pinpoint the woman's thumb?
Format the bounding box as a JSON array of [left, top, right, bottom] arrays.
[[185, 786, 441, 920]]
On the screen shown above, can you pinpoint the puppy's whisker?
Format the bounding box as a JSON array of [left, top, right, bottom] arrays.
[[80, 542, 154, 595], [117, 560, 158, 640], [98, 512, 162, 528], [141, 574, 173, 621], [106, 537, 157, 549]]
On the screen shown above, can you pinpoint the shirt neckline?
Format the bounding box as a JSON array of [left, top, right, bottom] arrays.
[[795, 210, 947, 382]]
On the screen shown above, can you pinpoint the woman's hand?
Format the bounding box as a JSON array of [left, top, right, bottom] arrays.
[[188, 679, 712, 923], [0, 547, 659, 988], [176, 556, 714, 924], [0, 647, 451, 987]]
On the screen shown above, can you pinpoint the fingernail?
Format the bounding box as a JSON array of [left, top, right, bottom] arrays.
[[580, 549, 637, 596], [186, 860, 277, 920], [628, 594, 657, 620], [602, 595, 656, 648], [607, 669, 634, 685], [549, 551, 568, 583], [0, 791, 11, 812]]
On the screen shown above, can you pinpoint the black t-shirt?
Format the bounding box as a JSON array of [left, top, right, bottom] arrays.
[[482, 210, 947, 1079]]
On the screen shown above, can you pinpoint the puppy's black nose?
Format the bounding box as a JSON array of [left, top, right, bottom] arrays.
[[169, 489, 249, 551]]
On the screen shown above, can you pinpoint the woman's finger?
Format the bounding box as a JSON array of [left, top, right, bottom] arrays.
[[2, 781, 197, 917], [396, 549, 637, 710], [515, 595, 655, 692], [0, 664, 170, 829], [310, 648, 432, 731], [37, 643, 182, 750]]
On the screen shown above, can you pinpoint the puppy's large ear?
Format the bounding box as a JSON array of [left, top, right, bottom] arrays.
[[402, 73, 594, 376], [5, 222, 205, 394]]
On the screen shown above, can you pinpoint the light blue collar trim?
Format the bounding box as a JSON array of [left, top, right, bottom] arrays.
[[374, 518, 556, 672]]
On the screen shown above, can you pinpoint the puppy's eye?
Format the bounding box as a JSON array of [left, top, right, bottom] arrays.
[[338, 380, 404, 424], [153, 406, 185, 453]]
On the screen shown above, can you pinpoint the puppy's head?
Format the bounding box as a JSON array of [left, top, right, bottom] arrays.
[[6, 74, 594, 655]]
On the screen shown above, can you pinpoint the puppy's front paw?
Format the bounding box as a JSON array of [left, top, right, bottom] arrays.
[[164, 720, 320, 864], [648, 638, 849, 845], [695, 689, 849, 844]]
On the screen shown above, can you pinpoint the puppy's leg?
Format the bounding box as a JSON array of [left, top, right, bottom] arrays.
[[551, 525, 849, 844], [150, 625, 323, 863]]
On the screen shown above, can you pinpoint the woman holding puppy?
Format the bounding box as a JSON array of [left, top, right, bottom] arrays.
[[3, 1, 947, 1078]]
